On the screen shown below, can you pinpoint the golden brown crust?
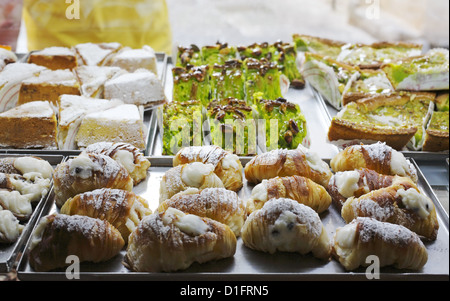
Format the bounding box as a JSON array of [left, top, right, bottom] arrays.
[[422, 129, 449, 152]]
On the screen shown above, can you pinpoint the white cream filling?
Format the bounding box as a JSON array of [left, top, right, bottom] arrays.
[[162, 207, 208, 236], [0, 210, 24, 242], [221, 154, 240, 170], [335, 222, 358, 249], [250, 181, 268, 202], [396, 188, 433, 219], [29, 215, 51, 250], [113, 149, 136, 174], [9, 177, 51, 202], [390, 150, 411, 177], [13, 157, 53, 180], [298, 145, 330, 174], [68, 154, 102, 179], [0, 190, 32, 217], [333, 171, 361, 198], [181, 162, 215, 188], [268, 211, 299, 246]]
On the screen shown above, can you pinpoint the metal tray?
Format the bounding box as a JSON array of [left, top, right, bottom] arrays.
[[0, 154, 66, 273], [0, 52, 168, 156], [312, 89, 450, 161], [16, 156, 449, 281], [150, 57, 340, 160]]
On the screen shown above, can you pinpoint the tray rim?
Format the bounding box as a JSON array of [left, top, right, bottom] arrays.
[[15, 155, 449, 281]]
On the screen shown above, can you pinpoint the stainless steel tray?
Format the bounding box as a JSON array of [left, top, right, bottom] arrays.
[[0, 52, 168, 156], [16, 156, 449, 281], [0, 154, 67, 273], [312, 89, 450, 161], [151, 57, 340, 160]]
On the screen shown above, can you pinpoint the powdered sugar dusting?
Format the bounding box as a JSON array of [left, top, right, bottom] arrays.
[[353, 198, 394, 221], [176, 145, 228, 167]]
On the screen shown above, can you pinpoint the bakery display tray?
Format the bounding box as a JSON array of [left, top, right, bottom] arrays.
[[313, 89, 450, 161], [0, 154, 66, 273], [150, 57, 340, 160], [16, 156, 449, 281], [1, 52, 168, 156]]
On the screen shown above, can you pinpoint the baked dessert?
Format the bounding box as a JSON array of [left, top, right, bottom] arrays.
[[342, 69, 394, 106], [159, 162, 225, 203], [382, 48, 449, 91], [253, 96, 309, 151], [104, 69, 166, 108], [82, 141, 151, 185], [73, 42, 122, 67], [172, 65, 210, 105], [0, 63, 47, 113], [123, 207, 237, 272], [301, 52, 360, 110], [330, 142, 418, 183], [241, 198, 331, 259], [57, 95, 124, 150], [293, 34, 346, 60], [247, 175, 332, 215], [328, 92, 436, 151], [108, 45, 158, 74], [206, 98, 257, 156], [75, 104, 146, 150], [18, 69, 81, 107], [244, 146, 333, 187], [0, 47, 17, 71], [243, 58, 287, 105], [60, 188, 152, 242], [202, 42, 238, 67], [422, 111, 449, 152], [0, 156, 54, 180], [332, 217, 428, 271], [0, 172, 51, 203], [341, 185, 439, 241], [158, 187, 246, 237], [210, 60, 246, 101], [74, 65, 125, 99], [158, 100, 203, 156], [28, 214, 125, 272], [52, 152, 134, 208], [337, 42, 423, 69], [173, 145, 243, 192], [0, 208, 24, 244], [176, 45, 203, 68], [0, 189, 33, 221], [434, 92, 449, 112], [0, 101, 57, 149], [327, 168, 417, 209], [27, 46, 78, 70]]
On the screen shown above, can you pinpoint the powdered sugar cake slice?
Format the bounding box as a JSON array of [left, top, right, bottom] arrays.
[[74, 42, 122, 67], [0, 63, 47, 113], [58, 95, 124, 150], [108, 45, 158, 74], [75, 104, 146, 150], [104, 69, 166, 108], [74, 65, 126, 99], [28, 46, 78, 70], [0, 48, 18, 72]]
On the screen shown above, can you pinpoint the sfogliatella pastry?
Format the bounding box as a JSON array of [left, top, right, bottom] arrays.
[[332, 217, 428, 271], [330, 142, 418, 183], [327, 168, 418, 209], [159, 162, 225, 203], [0, 209, 24, 244], [173, 145, 243, 192], [246, 175, 332, 215], [28, 214, 125, 272], [53, 153, 133, 208], [241, 198, 331, 259], [60, 188, 152, 242], [341, 185, 439, 241], [158, 188, 246, 237], [123, 208, 237, 272], [244, 145, 333, 187], [82, 141, 151, 185]]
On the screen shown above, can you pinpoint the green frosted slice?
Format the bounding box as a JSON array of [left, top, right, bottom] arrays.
[[172, 65, 211, 106]]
